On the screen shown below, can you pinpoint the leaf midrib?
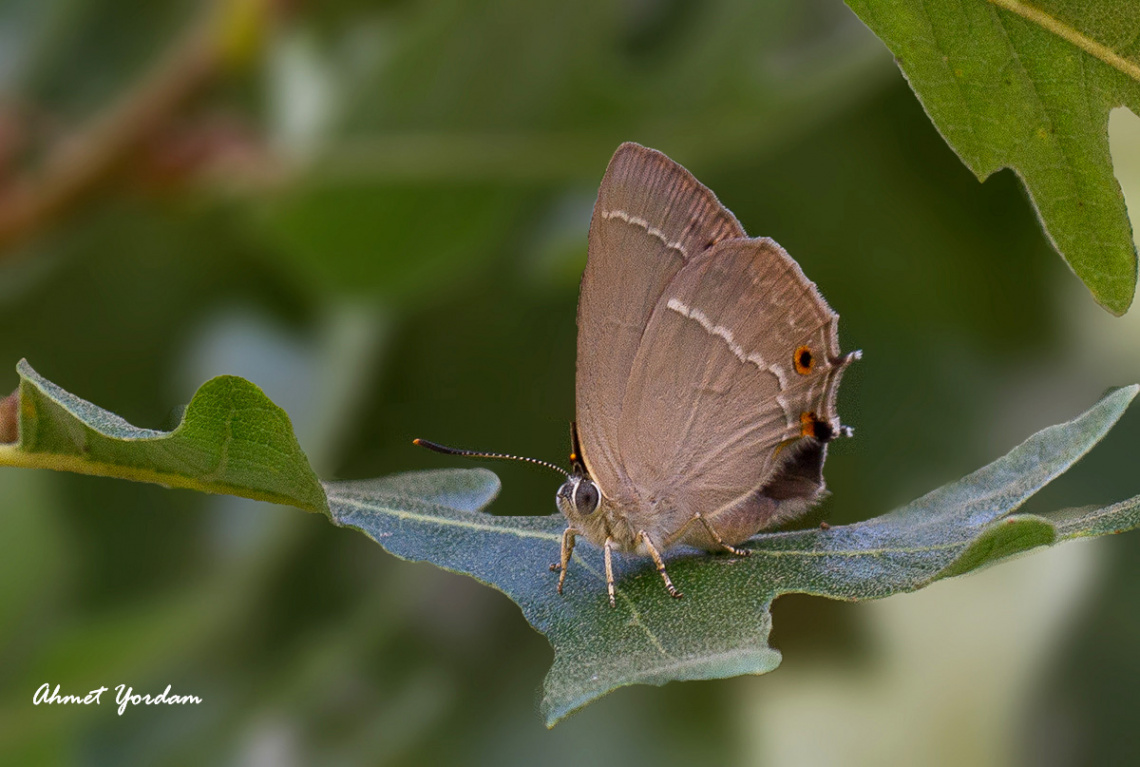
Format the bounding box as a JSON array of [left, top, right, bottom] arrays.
[[988, 0, 1140, 83], [331, 495, 995, 559], [0, 444, 320, 511]]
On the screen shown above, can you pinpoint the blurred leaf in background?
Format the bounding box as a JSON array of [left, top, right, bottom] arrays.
[[1, 0, 1140, 765]]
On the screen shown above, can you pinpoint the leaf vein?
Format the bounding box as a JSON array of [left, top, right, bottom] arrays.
[[987, 0, 1140, 83], [569, 553, 670, 657], [331, 495, 561, 542], [750, 540, 965, 557]]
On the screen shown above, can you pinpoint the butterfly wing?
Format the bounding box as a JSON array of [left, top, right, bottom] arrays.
[[616, 236, 855, 543], [576, 143, 744, 502]]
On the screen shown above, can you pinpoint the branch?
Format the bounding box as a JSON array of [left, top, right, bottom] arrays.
[[0, 0, 275, 255]]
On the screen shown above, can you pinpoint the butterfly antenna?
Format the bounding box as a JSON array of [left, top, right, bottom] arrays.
[[413, 438, 570, 478]]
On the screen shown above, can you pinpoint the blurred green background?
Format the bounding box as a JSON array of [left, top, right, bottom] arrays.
[[2, 0, 1140, 764]]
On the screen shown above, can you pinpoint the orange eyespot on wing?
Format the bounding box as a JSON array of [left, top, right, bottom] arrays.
[[800, 411, 834, 441], [794, 345, 814, 375]]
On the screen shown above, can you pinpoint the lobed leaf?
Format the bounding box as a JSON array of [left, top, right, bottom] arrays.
[[327, 384, 1140, 725], [2, 362, 1138, 726], [845, 0, 1140, 314], [0, 359, 326, 513]]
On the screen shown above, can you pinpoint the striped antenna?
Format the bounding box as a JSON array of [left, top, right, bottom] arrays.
[[413, 438, 570, 478]]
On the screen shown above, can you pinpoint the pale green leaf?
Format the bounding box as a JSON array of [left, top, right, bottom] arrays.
[[327, 386, 1140, 725]]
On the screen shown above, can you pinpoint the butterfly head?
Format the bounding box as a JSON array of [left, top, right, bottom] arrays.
[[556, 474, 602, 525]]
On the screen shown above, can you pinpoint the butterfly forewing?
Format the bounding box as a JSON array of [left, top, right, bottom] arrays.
[[576, 143, 744, 500]]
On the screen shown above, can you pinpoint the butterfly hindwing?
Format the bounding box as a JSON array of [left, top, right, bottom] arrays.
[[614, 237, 853, 543]]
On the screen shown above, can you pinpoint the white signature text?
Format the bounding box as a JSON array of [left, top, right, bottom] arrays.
[[33, 683, 202, 715]]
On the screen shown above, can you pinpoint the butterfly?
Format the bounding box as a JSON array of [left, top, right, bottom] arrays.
[[418, 143, 858, 606]]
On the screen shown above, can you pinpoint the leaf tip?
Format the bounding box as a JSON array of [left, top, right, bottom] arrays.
[[1094, 286, 1135, 317], [1106, 383, 1140, 409]]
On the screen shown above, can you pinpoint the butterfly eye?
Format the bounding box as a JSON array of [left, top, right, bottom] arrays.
[[574, 480, 600, 515]]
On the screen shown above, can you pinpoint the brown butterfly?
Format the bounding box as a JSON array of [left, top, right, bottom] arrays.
[[418, 143, 858, 606]]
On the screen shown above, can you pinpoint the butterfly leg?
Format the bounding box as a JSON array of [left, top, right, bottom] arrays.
[[604, 537, 616, 608], [550, 527, 577, 595], [694, 512, 751, 557], [637, 531, 683, 600]]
